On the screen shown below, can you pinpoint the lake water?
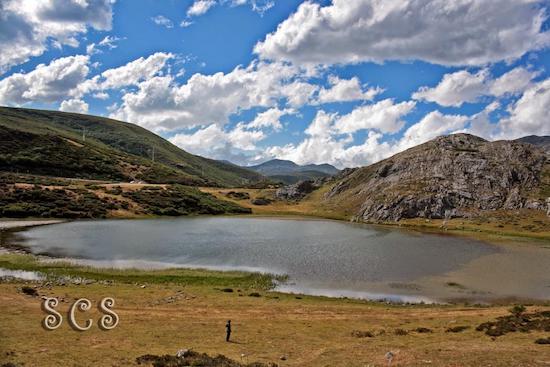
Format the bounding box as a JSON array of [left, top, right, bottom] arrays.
[[15, 217, 513, 302]]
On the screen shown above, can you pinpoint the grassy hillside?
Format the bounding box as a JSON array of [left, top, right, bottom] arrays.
[[0, 107, 265, 187], [0, 176, 251, 219]]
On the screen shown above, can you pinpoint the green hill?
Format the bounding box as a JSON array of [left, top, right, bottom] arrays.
[[0, 107, 265, 187]]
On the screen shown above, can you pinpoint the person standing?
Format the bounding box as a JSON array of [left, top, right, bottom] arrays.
[[225, 320, 232, 342]]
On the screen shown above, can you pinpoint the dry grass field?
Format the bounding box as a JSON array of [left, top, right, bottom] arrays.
[[1, 278, 550, 367]]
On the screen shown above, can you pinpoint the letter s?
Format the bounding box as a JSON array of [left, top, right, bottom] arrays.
[[98, 297, 119, 330], [42, 297, 63, 330], [68, 298, 93, 331]]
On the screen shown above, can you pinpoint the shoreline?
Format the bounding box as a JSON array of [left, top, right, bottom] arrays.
[[1, 216, 549, 306]]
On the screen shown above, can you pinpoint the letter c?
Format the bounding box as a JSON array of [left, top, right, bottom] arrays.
[[68, 298, 93, 331]]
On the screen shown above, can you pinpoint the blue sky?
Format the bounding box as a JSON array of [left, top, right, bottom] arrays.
[[0, 0, 549, 168]]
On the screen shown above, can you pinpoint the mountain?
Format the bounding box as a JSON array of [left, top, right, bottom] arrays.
[[323, 133, 550, 222], [248, 159, 340, 184], [516, 135, 550, 153], [0, 107, 264, 187]]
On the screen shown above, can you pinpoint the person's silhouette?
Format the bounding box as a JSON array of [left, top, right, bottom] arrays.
[[225, 320, 232, 342]]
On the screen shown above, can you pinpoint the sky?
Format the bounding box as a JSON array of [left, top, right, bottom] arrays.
[[0, 0, 549, 169]]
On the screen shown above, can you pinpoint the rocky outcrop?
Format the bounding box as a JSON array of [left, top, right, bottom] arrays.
[[275, 179, 325, 201], [325, 134, 549, 222]]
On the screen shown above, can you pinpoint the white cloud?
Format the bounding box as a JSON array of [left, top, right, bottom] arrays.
[[99, 52, 174, 89], [397, 110, 469, 150], [0, 0, 114, 74], [110, 61, 301, 131], [489, 67, 538, 97], [336, 99, 416, 134], [264, 110, 394, 168], [255, 0, 550, 66], [59, 98, 89, 113], [187, 0, 217, 16], [413, 69, 488, 107], [413, 67, 538, 107], [86, 35, 123, 55], [180, 20, 194, 28], [498, 78, 550, 138], [151, 15, 174, 28], [247, 0, 274, 15], [246, 107, 294, 131], [316, 75, 383, 104], [0, 55, 90, 105], [263, 107, 474, 168], [169, 123, 266, 164], [280, 81, 318, 107]]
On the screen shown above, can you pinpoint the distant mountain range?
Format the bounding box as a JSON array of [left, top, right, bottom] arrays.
[[0, 107, 264, 187], [247, 159, 340, 184], [515, 135, 550, 153]]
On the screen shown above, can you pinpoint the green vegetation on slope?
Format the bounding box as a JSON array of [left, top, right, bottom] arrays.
[[0, 177, 250, 219], [0, 107, 265, 187]]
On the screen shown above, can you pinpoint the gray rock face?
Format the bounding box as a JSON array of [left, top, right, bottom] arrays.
[[276, 179, 325, 201], [325, 134, 549, 222]]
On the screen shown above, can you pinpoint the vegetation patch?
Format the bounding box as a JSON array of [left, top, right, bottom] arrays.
[[136, 350, 278, 367], [225, 191, 251, 200], [0, 178, 250, 218], [122, 185, 251, 216], [0, 184, 122, 218], [476, 307, 550, 337]]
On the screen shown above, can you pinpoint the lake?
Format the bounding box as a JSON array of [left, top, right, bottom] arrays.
[[14, 217, 550, 303]]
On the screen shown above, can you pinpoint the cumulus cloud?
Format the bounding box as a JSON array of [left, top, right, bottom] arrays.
[[0, 0, 114, 74], [336, 99, 416, 134], [316, 75, 383, 104], [264, 110, 395, 168], [397, 111, 469, 150], [169, 123, 266, 164], [151, 15, 174, 28], [246, 107, 294, 131], [263, 106, 474, 168], [255, 0, 550, 66], [187, 0, 217, 16], [0, 55, 90, 105], [498, 78, 550, 138], [413, 67, 538, 107], [413, 69, 488, 107], [59, 98, 89, 113], [110, 61, 302, 131], [99, 52, 174, 89]]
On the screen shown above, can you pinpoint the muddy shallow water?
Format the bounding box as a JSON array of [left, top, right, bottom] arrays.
[[9, 217, 550, 303]]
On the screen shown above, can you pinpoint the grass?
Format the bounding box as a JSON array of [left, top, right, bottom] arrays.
[[0, 253, 280, 290], [0, 177, 250, 219], [0, 256, 549, 366]]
